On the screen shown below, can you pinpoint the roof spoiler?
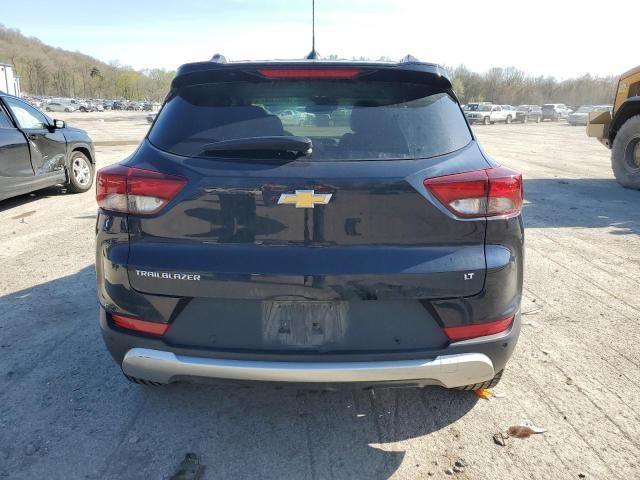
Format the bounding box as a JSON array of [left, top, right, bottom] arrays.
[[172, 61, 451, 90]]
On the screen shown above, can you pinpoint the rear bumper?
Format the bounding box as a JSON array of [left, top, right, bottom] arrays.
[[101, 309, 520, 388], [122, 348, 494, 388]]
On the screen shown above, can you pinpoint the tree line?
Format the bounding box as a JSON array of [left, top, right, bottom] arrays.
[[0, 25, 174, 101], [1, 24, 619, 106], [446, 65, 617, 106]]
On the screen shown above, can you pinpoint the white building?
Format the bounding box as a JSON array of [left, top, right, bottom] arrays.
[[0, 63, 21, 96]]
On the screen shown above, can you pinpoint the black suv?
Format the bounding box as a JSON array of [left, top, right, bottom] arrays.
[[0, 93, 95, 201], [96, 59, 523, 390]]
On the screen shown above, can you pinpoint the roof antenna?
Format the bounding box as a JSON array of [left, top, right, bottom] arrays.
[[306, 0, 319, 59]]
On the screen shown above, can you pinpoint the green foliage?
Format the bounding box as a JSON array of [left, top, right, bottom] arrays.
[[0, 24, 174, 101]]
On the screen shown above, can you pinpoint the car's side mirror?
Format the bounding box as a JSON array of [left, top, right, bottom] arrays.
[[53, 119, 65, 129]]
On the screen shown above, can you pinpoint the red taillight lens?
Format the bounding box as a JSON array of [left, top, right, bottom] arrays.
[[423, 167, 522, 218], [486, 167, 523, 216], [96, 165, 186, 215], [443, 315, 514, 341], [257, 68, 361, 79], [112, 314, 170, 336]]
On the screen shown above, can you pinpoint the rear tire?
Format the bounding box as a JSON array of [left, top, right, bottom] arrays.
[[65, 151, 94, 193], [505, 115, 512, 124], [483, 116, 490, 125], [456, 369, 503, 391], [611, 114, 640, 190]]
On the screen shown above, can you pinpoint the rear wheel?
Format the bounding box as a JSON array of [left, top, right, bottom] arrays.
[[483, 116, 490, 125], [505, 115, 512, 124], [456, 369, 503, 391], [66, 151, 94, 193], [611, 115, 640, 190]]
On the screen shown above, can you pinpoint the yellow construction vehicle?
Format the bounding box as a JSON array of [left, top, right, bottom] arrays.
[[587, 65, 640, 189]]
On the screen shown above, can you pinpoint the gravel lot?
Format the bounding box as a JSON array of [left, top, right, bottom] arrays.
[[1, 112, 639, 479]]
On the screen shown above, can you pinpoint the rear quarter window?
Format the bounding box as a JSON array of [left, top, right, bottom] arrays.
[[148, 80, 472, 161]]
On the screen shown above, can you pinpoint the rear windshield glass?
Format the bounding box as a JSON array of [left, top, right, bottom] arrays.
[[148, 80, 471, 161], [542, 104, 555, 109]]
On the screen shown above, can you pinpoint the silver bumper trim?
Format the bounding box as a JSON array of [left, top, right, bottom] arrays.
[[122, 348, 495, 388]]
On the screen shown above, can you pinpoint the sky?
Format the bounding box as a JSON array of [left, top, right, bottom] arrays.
[[2, 0, 636, 79]]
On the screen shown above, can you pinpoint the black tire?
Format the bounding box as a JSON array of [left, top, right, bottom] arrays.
[[611, 114, 640, 190], [505, 115, 512, 124], [483, 116, 490, 125], [46, 107, 52, 112], [456, 369, 503, 391], [65, 151, 94, 193]]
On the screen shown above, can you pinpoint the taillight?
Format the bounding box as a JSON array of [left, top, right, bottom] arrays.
[[443, 315, 514, 341], [257, 68, 361, 79], [96, 165, 186, 215], [112, 314, 170, 336], [423, 167, 522, 218]]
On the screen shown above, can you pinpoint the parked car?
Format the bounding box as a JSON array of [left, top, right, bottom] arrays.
[[0, 93, 95, 201], [96, 59, 523, 390], [515, 105, 542, 123], [69, 99, 91, 112], [126, 102, 143, 111], [465, 104, 515, 124], [501, 105, 517, 121], [541, 103, 570, 121], [112, 101, 126, 110], [45, 102, 75, 113], [462, 102, 492, 112], [142, 102, 161, 111], [146, 112, 157, 124], [567, 105, 612, 126], [277, 109, 315, 126]]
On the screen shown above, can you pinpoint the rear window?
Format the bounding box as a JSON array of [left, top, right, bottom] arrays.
[[542, 104, 555, 109], [148, 80, 472, 161]]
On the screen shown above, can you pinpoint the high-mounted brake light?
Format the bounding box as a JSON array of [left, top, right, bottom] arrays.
[[257, 68, 361, 79], [112, 314, 170, 336], [443, 315, 514, 341], [96, 165, 186, 215], [423, 167, 523, 218]]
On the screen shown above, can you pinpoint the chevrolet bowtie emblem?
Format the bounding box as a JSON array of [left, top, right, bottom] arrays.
[[278, 190, 332, 208]]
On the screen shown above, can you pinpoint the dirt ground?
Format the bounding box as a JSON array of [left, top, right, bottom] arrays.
[[0, 112, 638, 479]]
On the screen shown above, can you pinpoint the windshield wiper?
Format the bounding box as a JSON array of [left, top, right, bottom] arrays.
[[199, 136, 312, 158]]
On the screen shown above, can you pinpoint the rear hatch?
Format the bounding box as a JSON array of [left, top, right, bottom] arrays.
[[124, 64, 491, 352]]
